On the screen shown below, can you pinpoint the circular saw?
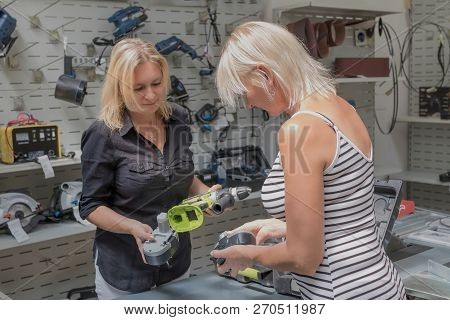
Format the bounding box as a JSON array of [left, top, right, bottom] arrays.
[[0, 193, 42, 233]]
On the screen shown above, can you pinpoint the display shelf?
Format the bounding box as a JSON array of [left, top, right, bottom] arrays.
[[0, 156, 81, 175], [0, 221, 95, 251], [385, 170, 450, 188], [336, 77, 395, 83], [397, 116, 450, 125], [268, 0, 405, 19]]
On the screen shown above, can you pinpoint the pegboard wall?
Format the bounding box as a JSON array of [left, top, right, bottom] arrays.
[[407, 0, 450, 212]]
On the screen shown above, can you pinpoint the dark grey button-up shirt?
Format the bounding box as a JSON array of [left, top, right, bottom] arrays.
[[79, 104, 194, 292]]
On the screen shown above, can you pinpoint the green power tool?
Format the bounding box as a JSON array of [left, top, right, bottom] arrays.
[[168, 187, 252, 233]]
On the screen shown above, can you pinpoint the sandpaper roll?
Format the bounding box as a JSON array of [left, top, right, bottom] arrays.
[[326, 20, 345, 47], [314, 22, 329, 59], [287, 18, 318, 58]]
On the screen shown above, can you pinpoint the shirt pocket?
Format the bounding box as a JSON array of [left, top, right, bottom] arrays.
[[127, 160, 168, 186]]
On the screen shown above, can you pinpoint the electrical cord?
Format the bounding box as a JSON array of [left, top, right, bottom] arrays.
[[92, 37, 115, 67], [398, 21, 450, 93], [205, 0, 221, 46], [374, 18, 399, 135]]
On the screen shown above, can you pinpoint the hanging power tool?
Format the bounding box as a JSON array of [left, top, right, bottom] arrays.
[[195, 103, 222, 132], [108, 6, 147, 40], [0, 193, 43, 234], [47, 181, 82, 221], [143, 186, 252, 266], [54, 55, 87, 105], [167, 75, 193, 124], [92, 6, 147, 66], [155, 36, 214, 76], [0, 8, 17, 58]]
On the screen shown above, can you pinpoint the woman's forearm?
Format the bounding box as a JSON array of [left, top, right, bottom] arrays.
[[248, 241, 320, 276], [188, 176, 210, 196], [87, 205, 137, 235]]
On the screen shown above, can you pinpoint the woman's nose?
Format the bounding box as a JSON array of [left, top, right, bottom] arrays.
[[143, 88, 156, 101]]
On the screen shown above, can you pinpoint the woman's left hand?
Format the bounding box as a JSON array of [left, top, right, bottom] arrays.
[[210, 245, 254, 277]]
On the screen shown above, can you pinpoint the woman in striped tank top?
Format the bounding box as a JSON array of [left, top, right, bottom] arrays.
[[210, 21, 406, 300]]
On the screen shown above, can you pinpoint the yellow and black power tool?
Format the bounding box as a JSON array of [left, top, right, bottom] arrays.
[[167, 186, 252, 233], [1, 114, 61, 164], [143, 186, 252, 266]]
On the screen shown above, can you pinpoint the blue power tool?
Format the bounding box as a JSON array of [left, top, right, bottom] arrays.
[[108, 6, 147, 40], [0, 8, 17, 58], [155, 36, 200, 60]]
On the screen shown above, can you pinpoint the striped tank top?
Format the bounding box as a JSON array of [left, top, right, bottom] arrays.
[[261, 110, 406, 300]]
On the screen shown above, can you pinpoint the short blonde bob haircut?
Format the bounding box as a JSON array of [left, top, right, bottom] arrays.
[[99, 38, 171, 130], [216, 21, 335, 111]]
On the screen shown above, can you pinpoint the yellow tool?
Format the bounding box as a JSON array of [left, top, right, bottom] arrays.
[[167, 187, 251, 233], [1, 124, 61, 164]]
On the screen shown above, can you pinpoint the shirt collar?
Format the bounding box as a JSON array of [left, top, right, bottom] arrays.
[[119, 110, 174, 137], [119, 111, 134, 136]]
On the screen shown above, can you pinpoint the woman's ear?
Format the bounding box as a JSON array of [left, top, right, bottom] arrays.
[[256, 65, 270, 80]]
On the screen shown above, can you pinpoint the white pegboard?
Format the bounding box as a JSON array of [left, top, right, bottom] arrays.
[[406, 0, 450, 212]]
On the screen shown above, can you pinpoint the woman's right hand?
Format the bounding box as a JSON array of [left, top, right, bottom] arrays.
[[229, 218, 286, 245], [127, 219, 154, 264]]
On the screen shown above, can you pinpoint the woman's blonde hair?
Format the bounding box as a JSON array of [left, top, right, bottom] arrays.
[[99, 38, 171, 130], [216, 21, 335, 111]]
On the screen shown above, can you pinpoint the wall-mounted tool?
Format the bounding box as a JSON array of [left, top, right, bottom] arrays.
[[195, 103, 222, 132], [0, 8, 17, 58], [54, 55, 87, 105], [47, 181, 82, 220], [108, 6, 147, 40], [1, 113, 61, 164], [0, 193, 43, 234], [167, 75, 193, 124], [155, 36, 214, 76], [92, 6, 147, 69], [168, 187, 251, 233]]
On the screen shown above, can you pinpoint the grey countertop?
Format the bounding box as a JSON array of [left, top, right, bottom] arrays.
[[119, 272, 297, 300]]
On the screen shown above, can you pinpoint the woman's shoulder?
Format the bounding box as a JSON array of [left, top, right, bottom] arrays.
[[168, 102, 190, 124], [83, 120, 115, 140]]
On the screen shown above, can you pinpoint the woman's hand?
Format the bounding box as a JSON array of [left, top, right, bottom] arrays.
[[127, 219, 154, 264], [210, 245, 254, 277], [230, 218, 286, 244]]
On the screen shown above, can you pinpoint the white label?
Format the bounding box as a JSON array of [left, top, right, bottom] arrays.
[[7, 219, 30, 243], [37, 155, 55, 179]]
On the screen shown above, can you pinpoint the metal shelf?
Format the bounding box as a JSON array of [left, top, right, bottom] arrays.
[[397, 116, 450, 125], [386, 170, 450, 188], [269, 0, 405, 19], [0, 156, 81, 175], [0, 220, 95, 251], [336, 77, 395, 83]]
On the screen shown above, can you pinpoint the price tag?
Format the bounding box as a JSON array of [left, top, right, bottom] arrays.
[[37, 155, 55, 179], [7, 219, 30, 243]]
